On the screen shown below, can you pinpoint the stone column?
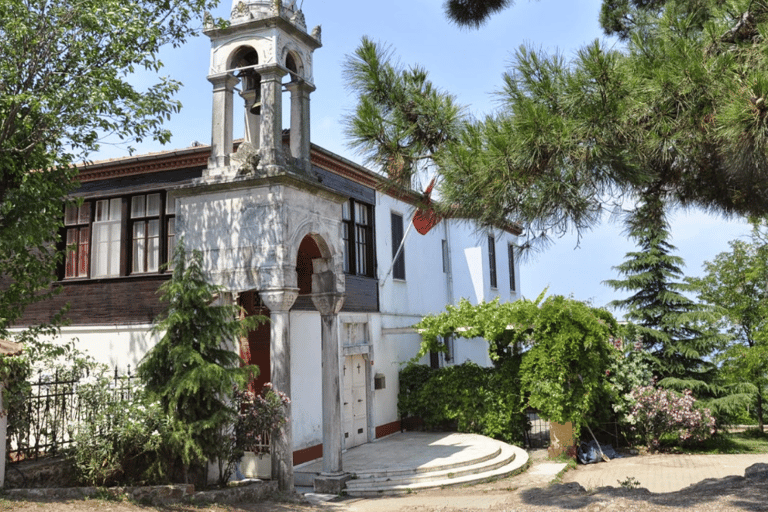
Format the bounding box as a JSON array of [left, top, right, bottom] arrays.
[[285, 80, 315, 172], [310, 259, 349, 493], [259, 288, 299, 491], [207, 73, 239, 170], [258, 66, 288, 170]]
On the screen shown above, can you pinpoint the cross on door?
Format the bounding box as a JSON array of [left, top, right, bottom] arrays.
[[357, 362, 361, 374]]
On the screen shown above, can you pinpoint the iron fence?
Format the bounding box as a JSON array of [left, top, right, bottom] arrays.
[[9, 366, 135, 461], [524, 409, 550, 449]]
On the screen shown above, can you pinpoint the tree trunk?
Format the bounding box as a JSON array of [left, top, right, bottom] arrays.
[[757, 390, 764, 433]]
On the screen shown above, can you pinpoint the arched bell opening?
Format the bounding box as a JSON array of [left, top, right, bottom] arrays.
[[230, 46, 262, 147], [281, 49, 312, 168]]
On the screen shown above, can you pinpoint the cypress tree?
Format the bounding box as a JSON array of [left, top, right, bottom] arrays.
[[604, 188, 720, 394], [137, 246, 260, 484]]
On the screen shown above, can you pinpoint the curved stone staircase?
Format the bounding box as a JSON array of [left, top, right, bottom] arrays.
[[341, 437, 529, 497]]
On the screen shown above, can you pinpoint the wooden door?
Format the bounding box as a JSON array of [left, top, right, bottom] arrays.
[[343, 354, 368, 448], [239, 291, 271, 394]]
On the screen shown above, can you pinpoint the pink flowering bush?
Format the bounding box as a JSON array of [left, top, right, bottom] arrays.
[[233, 383, 291, 454], [626, 385, 715, 450]]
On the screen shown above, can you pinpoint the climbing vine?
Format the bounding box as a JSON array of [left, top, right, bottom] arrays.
[[414, 293, 619, 431], [413, 290, 547, 363], [519, 296, 618, 430]]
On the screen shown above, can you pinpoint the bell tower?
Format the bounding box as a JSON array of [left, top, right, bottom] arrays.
[[203, 0, 321, 177], [180, 0, 347, 494]]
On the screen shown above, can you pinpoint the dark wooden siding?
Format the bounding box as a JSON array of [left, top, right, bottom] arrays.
[[312, 165, 375, 204], [291, 275, 378, 313], [341, 275, 379, 312], [15, 276, 169, 327]]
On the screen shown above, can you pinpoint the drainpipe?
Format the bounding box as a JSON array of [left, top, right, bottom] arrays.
[[444, 219, 454, 306]]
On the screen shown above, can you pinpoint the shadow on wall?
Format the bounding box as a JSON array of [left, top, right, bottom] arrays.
[[463, 246, 483, 304], [126, 328, 154, 372]]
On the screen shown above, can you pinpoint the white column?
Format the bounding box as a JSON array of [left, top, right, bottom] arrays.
[[207, 73, 239, 170], [311, 259, 346, 475], [286, 81, 314, 172], [259, 288, 299, 492], [259, 67, 288, 169]]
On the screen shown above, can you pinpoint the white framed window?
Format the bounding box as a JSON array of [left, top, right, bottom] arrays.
[[91, 198, 122, 277], [131, 193, 161, 273], [488, 235, 497, 289], [64, 202, 91, 278], [391, 212, 405, 280]]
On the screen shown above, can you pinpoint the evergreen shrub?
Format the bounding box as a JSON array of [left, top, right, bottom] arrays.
[[397, 359, 526, 445]]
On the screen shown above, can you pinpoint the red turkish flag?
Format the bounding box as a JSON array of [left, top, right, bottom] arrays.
[[413, 178, 441, 235]]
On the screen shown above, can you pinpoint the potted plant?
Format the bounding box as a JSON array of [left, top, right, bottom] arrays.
[[234, 383, 290, 479]]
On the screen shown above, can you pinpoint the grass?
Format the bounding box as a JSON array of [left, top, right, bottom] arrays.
[[659, 429, 768, 454]]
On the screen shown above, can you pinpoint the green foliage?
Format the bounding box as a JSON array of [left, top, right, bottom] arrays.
[[233, 384, 290, 453], [343, 37, 465, 188], [627, 385, 716, 450], [688, 217, 768, 430], [397, 363, 436, 419], [663, 429, 768, 454], [1, 0, 223, 348], [398, 359, 527, 445], [137, 245, 262, 482], [413, 295, 618, 435], [519, 296, 618, 430], [3, 337, 102, 458], [605, 326, 656, 418], [72, 371, 170, 486], [346, 1, 768, 254], [414, 292, 546, 363], [604, 191, 722, 389], [443, 0, 512, 28], [618, 476, 641, 489]]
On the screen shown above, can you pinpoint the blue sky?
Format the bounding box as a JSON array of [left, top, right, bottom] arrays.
[[94, 0, 753, 314]]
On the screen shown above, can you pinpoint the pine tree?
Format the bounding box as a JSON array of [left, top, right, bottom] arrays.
[[689, 219, 768, 431], [137, 245, 261, 484], [604, 188, 720, 394]]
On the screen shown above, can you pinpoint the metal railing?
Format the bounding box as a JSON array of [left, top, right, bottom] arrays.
[[524, 409, 550, 449], [9, 366, 135, 461]]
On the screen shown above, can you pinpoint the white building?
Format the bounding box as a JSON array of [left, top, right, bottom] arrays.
[[14, 0, 521, 493]]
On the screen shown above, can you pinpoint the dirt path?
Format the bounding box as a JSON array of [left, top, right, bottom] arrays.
[[2, 454, 767, 512]]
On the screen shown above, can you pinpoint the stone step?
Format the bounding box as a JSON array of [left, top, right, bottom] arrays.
[[345, 442, 513, 488], [349, 445, 503, 481], [344, 443, 528, 497]]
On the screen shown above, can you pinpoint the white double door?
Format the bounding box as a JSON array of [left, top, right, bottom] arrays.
[[342, 353, 368, 449]]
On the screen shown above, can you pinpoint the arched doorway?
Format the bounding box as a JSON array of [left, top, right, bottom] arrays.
[[296, 235, 322, 295]]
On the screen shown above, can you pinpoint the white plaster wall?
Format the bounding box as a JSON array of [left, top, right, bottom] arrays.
[[289, 310, 323, 451], [366, 315, 405, 430], [375, 194, 521, 318], [452, 336, 493, 367], [445, 222, 521, 306], [376, 195, 449, 318], [374, 193, 521, 368], [10, 324, 160, 374]]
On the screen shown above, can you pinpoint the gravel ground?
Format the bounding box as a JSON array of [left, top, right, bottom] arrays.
[[2, 456, 766, 512]]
